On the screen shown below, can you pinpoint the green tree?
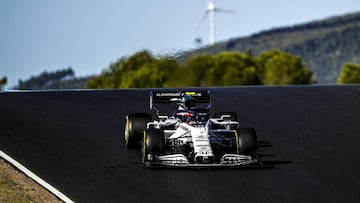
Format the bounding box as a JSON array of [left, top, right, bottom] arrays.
[[182, 54, 214, 86], [208, 52, 258, 86], [87, 50, 154, 88], [337, 63, 360, 84], [87, 50, 180, 88], [124, 64, 165, 88], [0, 76, 7, 90], [118, 50, 156, 87], [87, 49, 316, 89], [86, 74, 112, 89], [123, 57, 179, 88], [256, 50, 314, 85]]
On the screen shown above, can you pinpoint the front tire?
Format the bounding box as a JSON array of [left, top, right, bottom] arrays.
[[142, 129, 165, 166], [124, 113, 152, 149], [237, 127, 258, 157]]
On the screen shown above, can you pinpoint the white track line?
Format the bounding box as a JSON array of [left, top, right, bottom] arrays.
[[0, 150, 74, 203]]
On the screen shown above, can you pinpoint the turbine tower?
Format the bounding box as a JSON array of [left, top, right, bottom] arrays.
[[199, 0, 235, 45], [207, 0, 216, 45]]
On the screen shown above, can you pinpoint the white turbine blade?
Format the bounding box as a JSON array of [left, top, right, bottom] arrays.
[[195, 11, 209, 30], [215, 8, 236, 14]]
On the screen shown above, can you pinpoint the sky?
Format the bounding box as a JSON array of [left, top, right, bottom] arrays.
[[1, 0, 359, 88]]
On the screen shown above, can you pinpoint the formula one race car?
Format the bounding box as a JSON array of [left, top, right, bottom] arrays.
[[124, 90, 260, 168]]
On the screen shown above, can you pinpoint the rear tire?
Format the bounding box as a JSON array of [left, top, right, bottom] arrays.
[[238, 127, 258, 157], [124, 113, 152, 149]]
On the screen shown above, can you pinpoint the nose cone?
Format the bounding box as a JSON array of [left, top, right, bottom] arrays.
[[195, 154, 215, 163]]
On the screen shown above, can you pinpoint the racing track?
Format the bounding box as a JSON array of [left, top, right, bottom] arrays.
[[0, 86, 359, 203]]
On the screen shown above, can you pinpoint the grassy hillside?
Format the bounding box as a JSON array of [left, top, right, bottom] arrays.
[[178, 12, 360, 83]]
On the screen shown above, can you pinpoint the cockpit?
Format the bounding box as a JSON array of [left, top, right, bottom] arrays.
[[174, 95, 210, 125]]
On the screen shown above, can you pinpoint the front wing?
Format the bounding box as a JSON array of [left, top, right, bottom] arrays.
[[144, 154, 266, 169]]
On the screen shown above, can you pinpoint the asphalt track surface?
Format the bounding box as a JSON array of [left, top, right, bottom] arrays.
[[0, 86, 359, 203]]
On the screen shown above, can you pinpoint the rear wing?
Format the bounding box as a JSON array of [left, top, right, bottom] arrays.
[[150, 90, 211, 110]]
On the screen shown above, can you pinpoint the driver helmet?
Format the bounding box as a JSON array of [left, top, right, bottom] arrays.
[[181, 95, 196, 109]]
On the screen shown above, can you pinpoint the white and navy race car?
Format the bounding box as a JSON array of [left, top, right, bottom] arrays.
[[124, 90, 260, 168]]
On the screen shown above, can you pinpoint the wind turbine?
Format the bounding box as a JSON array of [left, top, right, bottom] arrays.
[[198, 0, 235, 45]]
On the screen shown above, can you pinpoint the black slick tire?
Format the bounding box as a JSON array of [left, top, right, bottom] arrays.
[[237, 127, 258, 157], [142, 128, 165, 166], [124, 113, 152, 149]]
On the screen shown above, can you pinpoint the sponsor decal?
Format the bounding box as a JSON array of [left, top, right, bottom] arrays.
[[184, 92, 202, 97], [155, 92, 181, 97]]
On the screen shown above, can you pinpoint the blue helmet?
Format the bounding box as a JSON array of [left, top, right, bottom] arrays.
[[181, 95, 196, 109]]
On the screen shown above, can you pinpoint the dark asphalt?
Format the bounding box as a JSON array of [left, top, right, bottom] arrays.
[[0, 86, 359, 203]]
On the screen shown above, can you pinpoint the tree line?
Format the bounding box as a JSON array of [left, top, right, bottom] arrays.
[[4, 50, 359, 91], [0, 76, 7, 90], [14, 67, 75, 90], [87, 49, 315, 89]]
